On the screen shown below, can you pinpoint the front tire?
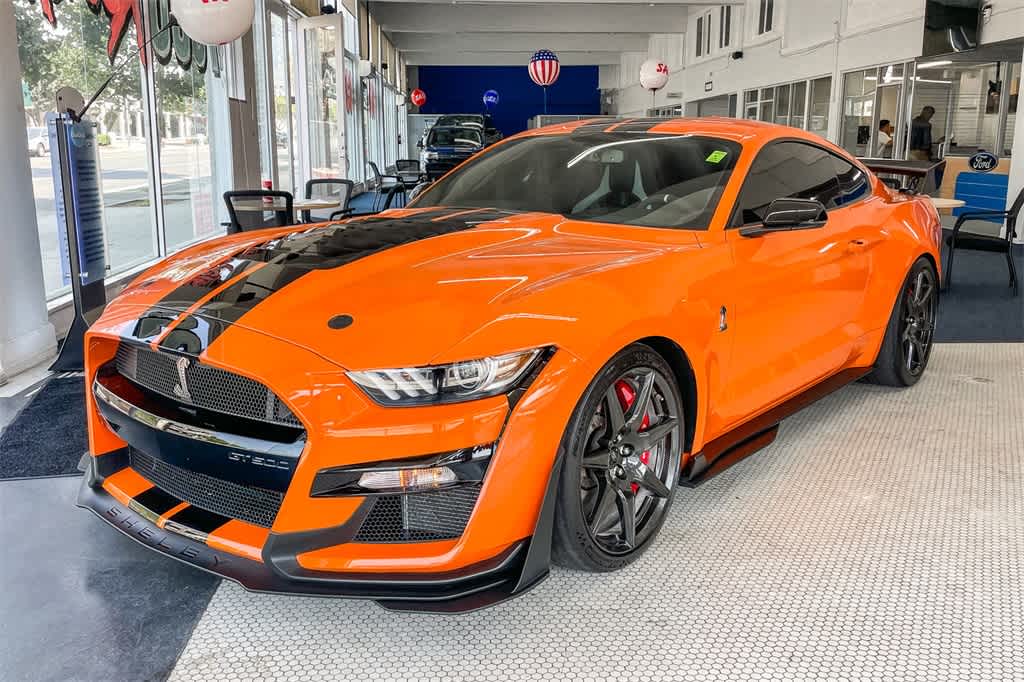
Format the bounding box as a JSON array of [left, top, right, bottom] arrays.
[[551, 344, 684, 572], [865, 257, 938, 387]]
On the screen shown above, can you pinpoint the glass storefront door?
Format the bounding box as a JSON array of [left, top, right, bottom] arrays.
[[264, 3, 300, 195], [297, 14, 347, 183]]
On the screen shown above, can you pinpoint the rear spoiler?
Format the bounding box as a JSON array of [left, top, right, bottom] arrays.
[[857, 158, 946, 195]]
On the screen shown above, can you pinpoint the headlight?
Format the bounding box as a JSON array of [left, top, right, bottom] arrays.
[[347, 348, 546, 406], [424, 151, 439, 161]]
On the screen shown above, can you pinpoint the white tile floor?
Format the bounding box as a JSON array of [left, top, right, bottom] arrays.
[[162, 344, 1023, 680]]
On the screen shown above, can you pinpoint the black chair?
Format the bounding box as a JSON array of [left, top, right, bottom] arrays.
[[304, 178, 355, 222], [223, 190, 294, 234], [944, 186, 1023, 296], [366, 162, 405, 212], [395, 159, 423, 186]]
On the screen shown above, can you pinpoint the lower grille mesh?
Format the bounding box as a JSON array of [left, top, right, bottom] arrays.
[[130, 448, 283, 528], [353, 485, 481, 543]]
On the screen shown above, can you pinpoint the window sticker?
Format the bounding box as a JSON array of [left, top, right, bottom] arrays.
[[706, 150, 729, 163]]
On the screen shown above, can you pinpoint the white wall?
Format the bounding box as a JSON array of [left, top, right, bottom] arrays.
[[606, 0, 1024, 144]]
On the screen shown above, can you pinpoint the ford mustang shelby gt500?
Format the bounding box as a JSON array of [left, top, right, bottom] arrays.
[[80, 118, 942, 612]]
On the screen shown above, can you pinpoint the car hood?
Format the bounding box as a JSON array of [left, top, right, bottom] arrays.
[[105, 207, 700, 369]]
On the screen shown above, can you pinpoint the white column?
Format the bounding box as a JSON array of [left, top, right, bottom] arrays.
[[1007, 46, 1024, 245], [0, 1, 56, 384]]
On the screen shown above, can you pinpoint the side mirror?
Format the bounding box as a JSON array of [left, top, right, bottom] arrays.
[[416, 140, 424, 149], [740, 198, 827, 237]]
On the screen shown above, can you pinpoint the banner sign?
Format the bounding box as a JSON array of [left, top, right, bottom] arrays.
[[29, 0, 220, 74], [47, 114, 108, 288]]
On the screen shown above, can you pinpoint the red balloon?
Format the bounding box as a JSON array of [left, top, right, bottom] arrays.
[[410, 88, 427, 107]]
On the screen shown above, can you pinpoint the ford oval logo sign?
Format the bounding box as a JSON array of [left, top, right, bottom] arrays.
[[969, 151, 999, 173]]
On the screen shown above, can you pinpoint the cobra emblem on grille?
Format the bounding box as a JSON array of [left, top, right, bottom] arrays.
[[172, 356, 193, 402]]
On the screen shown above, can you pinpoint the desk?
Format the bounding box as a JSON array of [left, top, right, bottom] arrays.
[[930, 197, 966, 210]]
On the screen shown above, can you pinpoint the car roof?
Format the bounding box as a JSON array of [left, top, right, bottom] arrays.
[[517, 116, 835, 148]]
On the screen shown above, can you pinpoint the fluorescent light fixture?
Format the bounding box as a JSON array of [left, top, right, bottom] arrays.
[[917, 60, 952, 69], [914, 77, 953, 84]]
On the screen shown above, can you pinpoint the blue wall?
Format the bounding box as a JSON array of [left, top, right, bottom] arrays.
[[416, 65, 601, 137]]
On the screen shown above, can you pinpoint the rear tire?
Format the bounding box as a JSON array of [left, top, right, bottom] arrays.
[[864, 257, 938, 387], [551, 344, 683, 572]]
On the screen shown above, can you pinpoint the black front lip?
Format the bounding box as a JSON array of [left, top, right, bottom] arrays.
[[76, 462, 554, 613]]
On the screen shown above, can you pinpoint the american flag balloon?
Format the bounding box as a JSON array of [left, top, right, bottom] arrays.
[[528, 49, 561, 87]]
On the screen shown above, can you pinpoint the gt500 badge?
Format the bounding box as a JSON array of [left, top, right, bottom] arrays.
[[227, 451, 291, 471]]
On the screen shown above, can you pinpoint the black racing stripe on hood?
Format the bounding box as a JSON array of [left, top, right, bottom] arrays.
[[133, 208, 473, 347], [126, 258, 264, 344], [155, 208, 505, 355]]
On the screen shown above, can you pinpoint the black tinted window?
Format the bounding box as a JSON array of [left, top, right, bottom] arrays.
[[413, 134, 742, 230], [732, 141, 841, 225], [832, 155, 870, 206]]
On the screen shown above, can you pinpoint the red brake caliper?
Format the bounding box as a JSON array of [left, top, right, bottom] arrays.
[[614, 379, 650, 494]]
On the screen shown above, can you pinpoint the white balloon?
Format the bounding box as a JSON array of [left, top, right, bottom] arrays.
[[172, 0, 256, 46], [639, 59, 670, 92]]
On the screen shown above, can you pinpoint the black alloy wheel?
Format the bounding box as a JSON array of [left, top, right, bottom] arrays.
[[900, 265, 937, 377], [552, 345, 683, 571], [865, 257, 938, 387]]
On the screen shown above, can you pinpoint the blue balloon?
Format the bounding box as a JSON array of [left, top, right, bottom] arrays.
[[483, 89, 500, 108]]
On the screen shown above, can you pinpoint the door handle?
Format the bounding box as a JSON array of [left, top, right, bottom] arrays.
[[846, 239, 869, 253]]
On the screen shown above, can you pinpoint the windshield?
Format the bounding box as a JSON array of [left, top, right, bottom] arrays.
[[428, 127, 482, 147], [413, 133, 742, 229]]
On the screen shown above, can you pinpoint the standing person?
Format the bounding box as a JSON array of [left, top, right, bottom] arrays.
[[909, 106, 944, 161], [877, 119, 894, 158]]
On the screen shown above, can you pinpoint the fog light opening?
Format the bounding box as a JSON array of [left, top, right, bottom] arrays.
[[358, 466, 458, 493]]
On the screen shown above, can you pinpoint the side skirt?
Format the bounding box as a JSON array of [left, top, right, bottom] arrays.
[[682, 367, 870, 486]]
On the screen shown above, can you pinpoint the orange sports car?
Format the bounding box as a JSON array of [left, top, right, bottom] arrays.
[[79, 118, 942, 612]]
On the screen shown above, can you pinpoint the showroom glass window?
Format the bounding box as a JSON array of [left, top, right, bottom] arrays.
[[14, 0, 232, 301], [414, 134, 742, 230], [731, 141, 843, 225], [756, 0, 774, 35], [14, 0, 158, 299], [151, 15, 232, 253]]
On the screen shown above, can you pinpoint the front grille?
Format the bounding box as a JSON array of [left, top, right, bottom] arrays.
[[130, 448, 283, 528], [353, 485, 481, 543], [116, 344, 301, 428]]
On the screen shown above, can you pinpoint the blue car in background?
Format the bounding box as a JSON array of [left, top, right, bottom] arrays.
[[420, 125, 484, 180]]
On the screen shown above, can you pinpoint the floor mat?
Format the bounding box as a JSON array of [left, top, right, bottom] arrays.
[[0, 375, 87, 479], [936, 239, 1024, 342]]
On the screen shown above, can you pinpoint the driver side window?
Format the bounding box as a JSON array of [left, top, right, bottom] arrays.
[[731, 141, 842, 226]]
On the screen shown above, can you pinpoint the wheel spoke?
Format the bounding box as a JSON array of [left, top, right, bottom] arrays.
[[906, 338, 915, 370], [623, 371, 655, 431], [631, 461, 671, 498], [614, 488, 637, 549], [604, 386, 626, 432], [637, 417, 677, 446], [913, 271, 926, 305], [589, 484, 618, 534], [915, 282, 933, 308], [911, 338, 927, 365], [581, 449, 612, 471]]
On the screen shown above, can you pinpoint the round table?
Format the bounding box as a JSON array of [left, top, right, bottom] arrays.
[[930, 197, 966, 210]]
